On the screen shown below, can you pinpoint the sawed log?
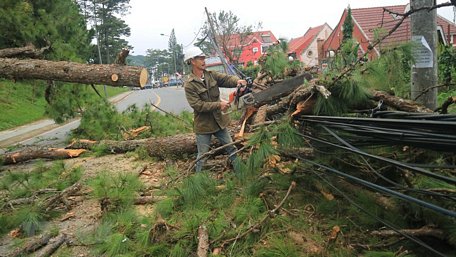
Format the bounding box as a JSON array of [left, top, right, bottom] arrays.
[[372, 91, 433, 113], [0, 58, 148, 88], [197, 225, 209, 257], [1, 148, 86, 165]]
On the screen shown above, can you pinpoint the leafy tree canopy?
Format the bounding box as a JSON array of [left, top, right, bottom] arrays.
[[0, 0, 92, 61]]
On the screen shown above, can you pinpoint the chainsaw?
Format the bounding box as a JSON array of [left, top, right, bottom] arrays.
[[237, 73, 311, 108], [227, 76, 253, 110], [223, 73, 311, 117]]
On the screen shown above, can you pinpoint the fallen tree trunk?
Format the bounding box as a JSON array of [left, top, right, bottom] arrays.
[[67, 133, 198, 159], [1, 148, 86, 165], [35, 234, 67, 257], [372, 91, 433, 113], [0, 44, 49, 59], [371, 226, 446, 240], [0, 58, 148, 88], [8, 233, 53, 257]]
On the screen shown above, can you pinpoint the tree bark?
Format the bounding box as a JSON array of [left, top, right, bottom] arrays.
[[197, 225, 209, 257], [67, 133, 198, 159], [372, 91, 433, 113], [8, 233, 53, 257], [1, 148, 86, 165], [35, 234, 67, 257], [371, 226, 445, 240], [0, 44, 49, 59], [0, 58, 148, 88]]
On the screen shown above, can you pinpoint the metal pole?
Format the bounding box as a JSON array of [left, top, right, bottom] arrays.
[[410, 0, 437, 109]]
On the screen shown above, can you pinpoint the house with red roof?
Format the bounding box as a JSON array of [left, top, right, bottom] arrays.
[[288, 23, 333, 67], [322, 4, 456, 61], [224, 30, 278, 66]]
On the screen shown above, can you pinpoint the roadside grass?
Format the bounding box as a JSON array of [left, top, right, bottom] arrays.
[[0, 79, 128, 131]]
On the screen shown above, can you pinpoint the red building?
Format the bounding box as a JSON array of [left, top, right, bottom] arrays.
[[322, 4, 456, 60], [224, 31, 278, 66]]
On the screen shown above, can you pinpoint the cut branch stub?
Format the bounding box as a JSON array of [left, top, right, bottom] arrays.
[[0, 58, 148, 88], [111, 73, 119, 82]]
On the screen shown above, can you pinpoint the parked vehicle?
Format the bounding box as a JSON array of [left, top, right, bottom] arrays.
[[168, 79, 183, 87]]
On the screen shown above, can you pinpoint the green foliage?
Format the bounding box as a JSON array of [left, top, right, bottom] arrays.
[[73, 103, 193, 141], [77, 0, 131, 64], [438, 44, 456, 87], [178, 172, 217, 208], [169, 241, 190, 257], [233, 197, 264, 225], [271, 122, 304, 149], [96, 232, 132, 256], [77, 99, 124, 140], [88, 171, 142, 211], [155, 198, 175, 218], [1, 161, 82, 199], [438, 89, 456, 113], [314, 79, 369, 115], [263, 44, 290, 79], [0, 162, 82, 236], [343, 7, 354, 42], [45, 84, 127, 124], [0, 0, 92, 61], [240, 62, 261, 79], [253, 236, 301, 257], [355, 44, 413, 98], [17, 207, 44, 236]]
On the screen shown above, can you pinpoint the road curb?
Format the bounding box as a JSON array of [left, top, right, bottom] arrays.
[[0, 91, 133, 148]]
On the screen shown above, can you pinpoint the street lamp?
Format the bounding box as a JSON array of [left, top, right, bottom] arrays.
[[160, 33, 177, 77]]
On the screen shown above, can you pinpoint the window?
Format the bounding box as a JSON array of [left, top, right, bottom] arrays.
[[307, 50, 313, 57], [261, 34, 272, 43], [261, 45, 270, 54], [252, 47, 258, 53]]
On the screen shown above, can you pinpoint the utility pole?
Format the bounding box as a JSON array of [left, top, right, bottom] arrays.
[[410, 0, 438, 109]]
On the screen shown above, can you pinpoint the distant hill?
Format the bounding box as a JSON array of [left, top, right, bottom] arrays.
[[127, 55, 147, 67]]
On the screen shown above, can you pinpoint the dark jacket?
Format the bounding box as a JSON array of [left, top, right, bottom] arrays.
[[184, 70, 239, 134]]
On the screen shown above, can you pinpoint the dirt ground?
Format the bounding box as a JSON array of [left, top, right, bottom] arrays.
[[0, 153, 191, 257]]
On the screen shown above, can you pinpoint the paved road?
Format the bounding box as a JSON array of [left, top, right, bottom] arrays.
[[0, 86, 236, 152]]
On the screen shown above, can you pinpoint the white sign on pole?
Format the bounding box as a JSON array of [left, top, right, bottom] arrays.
[[412, 36, 433, 68]]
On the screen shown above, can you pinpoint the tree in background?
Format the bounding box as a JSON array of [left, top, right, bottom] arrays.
[[0, 0, 97, 123], [0, 0, 92, 61], [198, 10, 261, 65], [342, 6, 354, 42], [167, 29, 184, 74], [144, 49, 173, 81], [76, 0, 131, 64]]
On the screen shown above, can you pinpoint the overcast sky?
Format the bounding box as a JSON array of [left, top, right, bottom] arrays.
[[123, 0, 456, 56]]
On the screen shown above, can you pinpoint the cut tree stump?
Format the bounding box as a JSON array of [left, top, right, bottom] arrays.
[[0, 58, 148, 88]]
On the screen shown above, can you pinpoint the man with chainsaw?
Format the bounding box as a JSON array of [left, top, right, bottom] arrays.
[[183, 46, 247, 172]]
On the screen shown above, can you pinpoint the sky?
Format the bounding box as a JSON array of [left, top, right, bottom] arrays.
[[123, 0, 456, 56]]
